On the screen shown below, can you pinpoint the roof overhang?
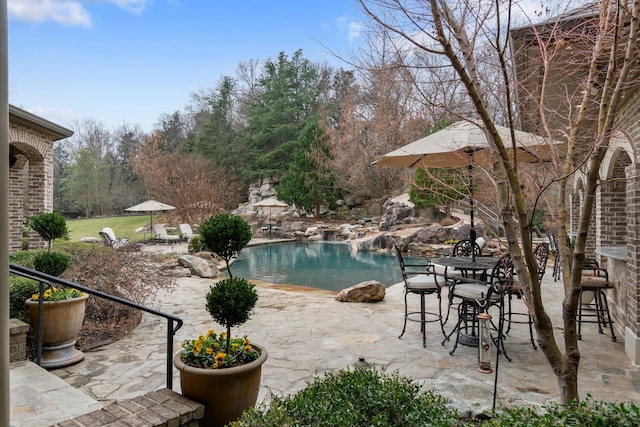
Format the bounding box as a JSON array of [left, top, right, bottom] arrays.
[[9, 104, 74, 141]]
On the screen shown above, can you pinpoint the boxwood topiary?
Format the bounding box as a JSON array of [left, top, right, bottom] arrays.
[[33, 251, 71, 277]]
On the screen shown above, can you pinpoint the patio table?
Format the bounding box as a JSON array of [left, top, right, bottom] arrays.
[[434, 256, 498, 347]]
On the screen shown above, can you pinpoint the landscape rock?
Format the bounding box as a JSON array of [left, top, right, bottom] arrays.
[[335, 280, 386, 302], [178, 255, 214, 278], [80, 237, 102, 244]]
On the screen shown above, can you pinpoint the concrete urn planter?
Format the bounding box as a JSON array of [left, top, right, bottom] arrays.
[[25, 293, 89, 369], [174, 345, 268, 427]]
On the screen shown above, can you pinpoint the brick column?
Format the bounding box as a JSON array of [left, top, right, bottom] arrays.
[[624, 165, 640, 363], [26, 155, 53, 249], [8, 165, 24, 252]]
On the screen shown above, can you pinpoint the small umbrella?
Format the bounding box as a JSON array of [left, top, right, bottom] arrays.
[[374, 121, 564, 260], [253, 197, 288, 238], [125, 199, 176, 236]]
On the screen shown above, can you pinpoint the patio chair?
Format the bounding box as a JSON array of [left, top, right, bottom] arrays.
[[152, 224, 181, 244], [443, 254, 511, 360], [548, 232, 561, 281], [394, 244, 446, 347], [99, 227, 130, 250], [179, 224, 198, 242], [578, 258, 616, 342], [502, 243, 549, 349]]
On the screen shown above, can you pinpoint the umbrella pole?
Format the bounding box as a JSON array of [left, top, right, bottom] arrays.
[[468, 154, 477, 262]]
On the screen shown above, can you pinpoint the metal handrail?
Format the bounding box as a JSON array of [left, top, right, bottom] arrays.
[[9, 263, 183, 389]]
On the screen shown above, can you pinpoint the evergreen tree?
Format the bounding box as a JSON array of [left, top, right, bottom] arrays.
[[278, 122, 337, 216]]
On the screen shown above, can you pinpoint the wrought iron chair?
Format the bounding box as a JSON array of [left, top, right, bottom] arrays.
[[548, 232, 561, 281], [452, 238, 484, 257], [503, 243, 549, 349], [443, 254, 511, 361], [578, 258, 616, 342], [394, 244, 445, 347]]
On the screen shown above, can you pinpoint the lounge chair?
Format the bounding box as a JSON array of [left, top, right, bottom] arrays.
[[99, 227, 130, 249], [179, 224, 198, 242], [152, 224, 181, 244]]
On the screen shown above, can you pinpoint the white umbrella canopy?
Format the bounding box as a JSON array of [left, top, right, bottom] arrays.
[[252, 197, 288, 208], [253, 197, 288, 239], [125, 199, 176, 235], [372, 121, 564, 168]]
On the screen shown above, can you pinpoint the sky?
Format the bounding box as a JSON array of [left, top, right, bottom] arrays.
[[8, 0, 366, 133]]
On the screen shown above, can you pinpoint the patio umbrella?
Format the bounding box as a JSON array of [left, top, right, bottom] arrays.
[[253, 197, 288, 238], [125, 199, 176, 236], [374, 120, 564, 260]]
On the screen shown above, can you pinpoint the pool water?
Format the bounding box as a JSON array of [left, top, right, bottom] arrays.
[[230, 241, 422, 292]]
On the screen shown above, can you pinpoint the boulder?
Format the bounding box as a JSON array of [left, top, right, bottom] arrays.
[[335, 280, 386, 302], [178, 255, 214, 278]]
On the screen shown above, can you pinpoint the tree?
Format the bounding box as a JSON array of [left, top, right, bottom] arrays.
[[359, 0, 640, 404], [245, 50, 327, 181], [278, 121, 338, 216], [131, 134, 243, 226]]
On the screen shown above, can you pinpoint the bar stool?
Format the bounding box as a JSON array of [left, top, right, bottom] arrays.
[[394, 244, 445, 347], [577, 258, 616, 342]]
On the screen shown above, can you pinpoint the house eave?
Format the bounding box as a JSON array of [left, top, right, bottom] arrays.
[[9, 104, 74, 141]]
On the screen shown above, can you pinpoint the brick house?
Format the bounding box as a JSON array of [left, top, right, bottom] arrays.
[[510, 6, 640, 363], [8, 105, 73, 252]]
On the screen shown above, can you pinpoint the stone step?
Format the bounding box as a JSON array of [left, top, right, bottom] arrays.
[[49, 389, 204, 427]]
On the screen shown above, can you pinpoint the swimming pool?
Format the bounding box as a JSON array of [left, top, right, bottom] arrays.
[[230, 241, 421, 292]]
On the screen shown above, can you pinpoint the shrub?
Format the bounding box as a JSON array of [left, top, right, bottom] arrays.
[[9, 277, 40, 321], [232, 367, 460, 427], [10, 249, 46, 269], [188, 235, 205, 253], [33, 251, 71, 277], [205, 277, 258, 354], [199, 213, 252, 278], [30, 212, 68, 252], [485, 396, 640, 426]]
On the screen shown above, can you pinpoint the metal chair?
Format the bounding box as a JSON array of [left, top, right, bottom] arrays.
[[443, 254, 511, 360], [452, 238, 484, 257], [578, 258, 616, 342], [548, 232, 561, 281], [503, 243, 548, 349], [394, 244, 445, 347]]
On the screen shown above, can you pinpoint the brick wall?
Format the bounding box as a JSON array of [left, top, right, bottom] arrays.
[[9, 125, 55, 251], [9, 318, 29, 362]]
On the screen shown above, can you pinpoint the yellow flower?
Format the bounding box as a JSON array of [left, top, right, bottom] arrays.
[[206, 329, 215, 337], [215, 352, 227, 361], [244, 344, 253, 353]]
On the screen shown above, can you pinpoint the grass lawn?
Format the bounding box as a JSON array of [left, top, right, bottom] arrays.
[[65, 215, 171, 242]]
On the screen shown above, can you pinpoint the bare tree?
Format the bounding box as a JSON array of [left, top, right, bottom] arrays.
[[359, 0, 640, 403], [131, 133, 243, 226]]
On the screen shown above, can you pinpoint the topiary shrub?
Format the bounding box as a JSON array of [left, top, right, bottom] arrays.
[[33, 251, 71, 277], [205, 277, 258, 354], [30, 212, 68, 252], [199, 213, 252, 278], [232, 367, 460, 427]]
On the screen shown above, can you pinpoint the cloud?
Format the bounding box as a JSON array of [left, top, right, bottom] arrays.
[[8, 0, 151, 27], [335, 15, 363, 43], [8, 0, 92, 27], [347, 21, 363, 43]]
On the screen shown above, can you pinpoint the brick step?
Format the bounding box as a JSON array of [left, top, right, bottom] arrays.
[[51, 388, 204, 427]]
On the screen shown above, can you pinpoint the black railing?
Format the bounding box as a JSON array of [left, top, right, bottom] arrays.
[[9, 263, 183, 389]]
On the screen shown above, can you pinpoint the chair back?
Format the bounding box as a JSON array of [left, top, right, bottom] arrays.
[[452, 239, 483, 257], [152, 224, 167, 236], [533, 242, 550, 280], [488, 253, 515, 294], [547, 232, 559, 253]]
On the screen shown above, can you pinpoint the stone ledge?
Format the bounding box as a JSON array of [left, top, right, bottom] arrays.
[[50, 388, 204, 427]]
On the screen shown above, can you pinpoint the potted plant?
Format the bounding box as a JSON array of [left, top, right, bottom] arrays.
[[25, 212, 88, 369], [174, 213, 267, 427]]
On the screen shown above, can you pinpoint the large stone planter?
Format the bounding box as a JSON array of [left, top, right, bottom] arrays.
[[25, 293, 89, 369], [174, 345, 268, 427]]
